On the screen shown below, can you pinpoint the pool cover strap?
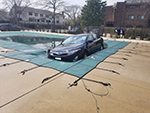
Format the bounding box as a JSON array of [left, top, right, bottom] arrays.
[[42, 60, 83, 83]]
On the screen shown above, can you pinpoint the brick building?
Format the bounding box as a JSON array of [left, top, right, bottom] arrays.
[[124, 2, 150, 28], [105, 0, 150, 28], [114, 2, 126, 27], [104, 6, 115, 27], [9, 5, 65, 27]]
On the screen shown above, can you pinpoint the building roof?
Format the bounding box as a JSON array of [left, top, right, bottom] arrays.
[[24, 7, 53, 15], [126, 0, 150, 4]]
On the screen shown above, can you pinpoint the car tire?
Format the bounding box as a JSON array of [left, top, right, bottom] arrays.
[[98, 45, 101, 51], [73, 56, 79, 62], [83, 51, 88, 59]]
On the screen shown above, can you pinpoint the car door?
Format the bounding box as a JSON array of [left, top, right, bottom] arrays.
[[86, 34, 97, 54], [9, 24, 15, 31]]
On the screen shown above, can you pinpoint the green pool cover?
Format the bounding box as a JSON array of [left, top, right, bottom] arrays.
[[0, 32, 130, 78], [0, 31, 68, 39]]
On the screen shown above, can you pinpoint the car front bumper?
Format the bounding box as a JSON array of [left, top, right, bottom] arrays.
[[48, 50, 83, 62]]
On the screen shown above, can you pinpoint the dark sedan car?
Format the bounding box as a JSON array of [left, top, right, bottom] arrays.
[[68, 27, 83, 34], [48, 34, 104, 62], [0, 23, 21, 31]]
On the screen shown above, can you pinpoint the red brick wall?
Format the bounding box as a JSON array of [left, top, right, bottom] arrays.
[[114, 2, 126, 27], [104, 6, 114, 22], [104, 2, 150, 28], [124, 3, 150, 28]]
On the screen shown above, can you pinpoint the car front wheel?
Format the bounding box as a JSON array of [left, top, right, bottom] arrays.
[[73, 56, 79, 62]]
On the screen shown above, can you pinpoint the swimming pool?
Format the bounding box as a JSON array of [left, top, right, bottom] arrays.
[[0, 31, 130, 80], [0, 31, 68, 51]]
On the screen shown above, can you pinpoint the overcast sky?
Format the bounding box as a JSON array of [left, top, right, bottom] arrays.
[[64, 0, 125, 6], [31, 0, 125, 7], [0, 0, 125, 9]]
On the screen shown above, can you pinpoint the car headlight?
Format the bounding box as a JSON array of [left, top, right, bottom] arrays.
[[48, 50, 53, 53], [69, 49, 81, 54], [48, 49, 51, 53]]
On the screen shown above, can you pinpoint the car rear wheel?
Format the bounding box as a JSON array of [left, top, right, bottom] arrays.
[[83, 51, 88, 59], [98, 45, 101, 51]]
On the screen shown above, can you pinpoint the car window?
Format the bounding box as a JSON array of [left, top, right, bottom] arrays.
[[91, 33, 97, 39], [71, 28, 78, 31], [63, 35, 87, 44], [87, 34, 94, 42], [5, 25, 11, 27]]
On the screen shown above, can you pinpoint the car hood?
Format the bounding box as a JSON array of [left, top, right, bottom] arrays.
[[52, 43, 84, 52]]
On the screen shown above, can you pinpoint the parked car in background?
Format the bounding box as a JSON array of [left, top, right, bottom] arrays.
[[48, 34, 104, 62], [0, 23, 21, 31], [90, 26, 104, 38], [68, 27, 83, 34], [90, 28, 100, 38]]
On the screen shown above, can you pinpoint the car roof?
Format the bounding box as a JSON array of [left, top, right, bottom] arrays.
[[0, 23, 12, 25], [92, 28, 99, 30], [72, 33, 91, 36]]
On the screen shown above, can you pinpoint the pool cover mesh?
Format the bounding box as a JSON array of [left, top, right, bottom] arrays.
[[0, 34, 130, 78]]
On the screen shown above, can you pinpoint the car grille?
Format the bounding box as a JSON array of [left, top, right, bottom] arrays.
[[52, 52, 68, 55]]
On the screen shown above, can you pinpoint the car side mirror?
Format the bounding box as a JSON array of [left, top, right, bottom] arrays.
[[87, 40, 93, 43]]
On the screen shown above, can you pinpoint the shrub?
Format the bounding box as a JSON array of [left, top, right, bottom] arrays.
[[103, 27, 116, 37], [103, 27, 150, 40]]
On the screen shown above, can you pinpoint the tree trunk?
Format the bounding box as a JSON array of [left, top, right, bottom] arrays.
[[53, 6, 56, 32]]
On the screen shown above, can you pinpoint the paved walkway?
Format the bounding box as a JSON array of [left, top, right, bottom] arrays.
[[0, 34, 150, 113]]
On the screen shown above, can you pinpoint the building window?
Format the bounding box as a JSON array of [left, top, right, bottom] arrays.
[[105, 21, 114, 27], [40, 14, 43, 17], [35, 13, 38, 16], [128, 15, 134, 20], [37, 19, 40, 22], [29, 12, 33, 15], [18, 18, 22, 21], [29, 18, 35, 22], [136, 25, 143, 28], [140, 5, 146, 9], [45, 15, 49, 18], [56, 16, 59, 19], [56, 20, 59, 23], [126, 25, 133, 28], [41, 19, 45, 22], [129, 6, 136, 9], [138, 15, 144, 20], [46, 20, 51, 23]]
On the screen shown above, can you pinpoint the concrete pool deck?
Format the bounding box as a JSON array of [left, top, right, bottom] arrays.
[[0, 32, 150, 113]]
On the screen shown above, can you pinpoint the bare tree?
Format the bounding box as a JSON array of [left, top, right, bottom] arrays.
[[37, 0, 65, 32], [2, 0, 32, 24], [64, 5, 81, 27], [0, 9, 10, 22]]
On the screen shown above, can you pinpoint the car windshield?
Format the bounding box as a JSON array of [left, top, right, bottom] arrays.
[[71, 28, 78, 31], [62, 35, 87, 44], [91, 33, 97, 39]]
